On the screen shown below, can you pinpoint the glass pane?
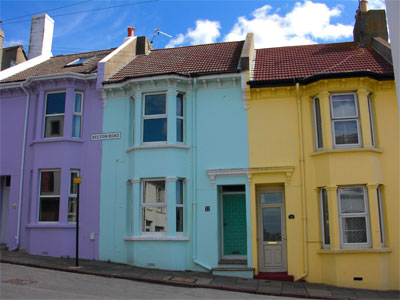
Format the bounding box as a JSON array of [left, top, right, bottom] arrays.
[[343, 217, 367, 243], [260, 193, 282, 204], [340, 187, 365, 213], [222, 185, 245, 193], [45, 115, 64, 138], [143, 118, 167, 142], [176, 207, 183, 232], [321, 189, 330, 245], [377, 187, 385, 245], [262, 207, 281, 241], [46, 92, 66, 114], [142, 207, 166, 232], [176, 180, 183, 204], [40, 171, 61, 195], [144, 94, 166, 115], [72, 115, 81, 137], [177, 119, 183, 142], [176, 94, 184, 117], [314, 98, 323, 149], [368, 97, 376, 147], [144, 181, 165, 203], [70, 172, 79, 194], [334, 120, 359, 145], [39, 197, 60, 221], [68, 197, 77, 222], [74, 93, 82, 113], [331, 94, 357, 118]]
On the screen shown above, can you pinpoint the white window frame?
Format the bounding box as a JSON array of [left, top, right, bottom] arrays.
[[68, 170, 80, 223], [141, 178, 167, 236], [131, 97, 135, 146], [72, 92, 84, 138], [176, 93, 185, 144], [44, 91, 66, 138], [38, 169, 61, 223], [337, 186, 371, 248], [330, 93, 362, 148], [367, 95, 376, 147], [176, 179, 184, 234], [319, 188, 330, 249], [313, 97, 324, 151], [142, 93, 168, 144], [377, 185, 386, 247]]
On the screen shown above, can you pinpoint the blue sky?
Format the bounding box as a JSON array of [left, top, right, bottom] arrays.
[[1, 0, 386, 56]]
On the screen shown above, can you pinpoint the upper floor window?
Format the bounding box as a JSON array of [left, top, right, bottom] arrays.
[[72, 93, 83, 138], [338, 186, 371, 248], [39, 170, 61, 222], [44, 92, 65, 138], [143, 94, 167, 143], [176, 94, 184, 143], [330, 93, 361, 148], [368, 95, 376, 147], [313, 97, 323, 150]]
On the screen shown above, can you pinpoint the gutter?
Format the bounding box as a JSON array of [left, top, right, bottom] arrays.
[[295, 83, 308, 281], [11, 82, 30, 250]]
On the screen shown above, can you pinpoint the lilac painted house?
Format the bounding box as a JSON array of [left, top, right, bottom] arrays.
[[0, 15, 142, 258]]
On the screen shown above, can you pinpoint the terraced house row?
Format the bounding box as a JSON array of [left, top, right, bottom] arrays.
[[0, 5, 398, 291]]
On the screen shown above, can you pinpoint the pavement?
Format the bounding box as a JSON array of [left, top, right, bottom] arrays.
[[1, 249, 399, 300]]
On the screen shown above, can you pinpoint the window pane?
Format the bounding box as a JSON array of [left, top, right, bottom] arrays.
[[176, 207, 183, 232], [72, 115, 81, 137], [46, 92, 66, 114], [222, 185, 245, 193], [377, 187, 385, 245], [260, 192, 282, 204], [70, 172, 79, 194], [39, 197, 60, 221], [331, 94, 357, 118], [314, 98, 323, 149], [45, 115, 64, 138], [40, 171, 61, 195], [176, 94, 184, 117], [74, 93, 82, 113], [321, 189, 330, 245], [334, 120, 359, 145], [143, 118, 167, 142], [176, 180, 183, 204], [144, 94, 166, 115], [142, 207, 166, 232], [343, 217, 367, 243], [262, 207, 281, 241], [368, 96, 376, 147], [68, 197, 77, 222], [340, 187, 365, 213], [177, 119, 183, 142], [144, 181, 165, 203]]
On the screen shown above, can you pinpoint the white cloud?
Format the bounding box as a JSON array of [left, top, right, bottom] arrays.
[[367, 0, 385, 9], [166, 20, 220, 48], [224, 0, 354, 48], [3, 40, 24, 47]]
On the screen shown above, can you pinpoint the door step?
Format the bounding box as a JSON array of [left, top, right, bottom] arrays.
[[254, 272, 294, 282], [212, 267, 255, 279]]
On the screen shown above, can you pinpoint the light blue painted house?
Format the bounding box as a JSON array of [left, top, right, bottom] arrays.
[[99, 34, 255, 277]]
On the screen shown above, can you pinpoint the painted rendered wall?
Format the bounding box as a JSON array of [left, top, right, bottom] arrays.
[[247, 77, 399, 290]]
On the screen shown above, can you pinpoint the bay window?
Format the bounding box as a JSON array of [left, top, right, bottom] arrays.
[[142, 180, 166, 233], [176, 179, 184, 232], [176, 94, 184, 143], [319, 188, 330, 248], [44, 92, 65, 138], [72, 93, 83, 138], [39, 170, 61, 222], [313, 97, 323, 150], [143, 94, 167, 143], [68, 170, 79, 222]]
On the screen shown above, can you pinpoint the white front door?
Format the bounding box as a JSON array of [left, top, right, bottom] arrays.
[[1, 176, 10, 245], [257, 188, 287, 272]]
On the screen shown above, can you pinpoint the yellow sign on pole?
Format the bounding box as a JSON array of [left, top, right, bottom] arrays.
[[73, 177, 82, 184]]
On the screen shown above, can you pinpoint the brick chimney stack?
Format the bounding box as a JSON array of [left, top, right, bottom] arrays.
[[28, 14, 54, 59]]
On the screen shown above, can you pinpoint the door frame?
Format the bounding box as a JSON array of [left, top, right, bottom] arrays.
[[220, 190, 247, 260], [257, 186, 287, 272], [0, 176, 11, 245]]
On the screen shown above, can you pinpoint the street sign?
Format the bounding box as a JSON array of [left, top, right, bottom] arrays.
[[90, 132, 121, 141], [73, 177, 82, 184]]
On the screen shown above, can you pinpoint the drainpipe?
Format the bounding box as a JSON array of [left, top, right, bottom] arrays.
[[190, 78, 211, 271], [11, 82, 30, 250], [295, 82, 308, 281]]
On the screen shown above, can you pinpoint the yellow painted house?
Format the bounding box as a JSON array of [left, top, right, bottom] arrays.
[[245, 6, 399, 290]]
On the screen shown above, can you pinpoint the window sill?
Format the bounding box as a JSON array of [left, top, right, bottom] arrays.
[[317, 248, 392, 254], [126, 144, 190, 152], [31, 138, 84, 146], [26, 223, 77, 229], [124, 236, 189, 241], [311, 147, 383, 157]]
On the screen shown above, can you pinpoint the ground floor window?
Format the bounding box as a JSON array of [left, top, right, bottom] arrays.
[[319, 188, 330, 248], [68, 170, 80, 222], [39, 170, 61, 222], [142, 180, 166, 233]]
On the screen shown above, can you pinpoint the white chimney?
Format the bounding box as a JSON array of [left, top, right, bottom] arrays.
[[28, 14, 54, 59]]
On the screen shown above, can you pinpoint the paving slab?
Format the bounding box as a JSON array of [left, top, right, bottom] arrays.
[[307, 288, 333, 298]]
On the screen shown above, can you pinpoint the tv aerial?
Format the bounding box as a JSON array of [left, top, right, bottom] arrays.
[[151, 29, 172, 44]]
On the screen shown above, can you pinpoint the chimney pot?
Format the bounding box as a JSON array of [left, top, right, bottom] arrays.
[[360, 0, 368, 13], [127, 27, 135, 37]]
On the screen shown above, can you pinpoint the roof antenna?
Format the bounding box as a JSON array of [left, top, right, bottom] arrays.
[[150, 29, 172, 45]]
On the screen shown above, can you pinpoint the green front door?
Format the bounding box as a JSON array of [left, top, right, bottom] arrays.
[[222, 194, 247, 256]]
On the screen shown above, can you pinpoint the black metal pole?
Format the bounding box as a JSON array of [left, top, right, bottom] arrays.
[[75, 182, 80, 267]]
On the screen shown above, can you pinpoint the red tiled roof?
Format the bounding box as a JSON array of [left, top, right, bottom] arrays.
[[107, 41, 244, 83], [251, 42, 393, 84], [0, 48, 115, 83]]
